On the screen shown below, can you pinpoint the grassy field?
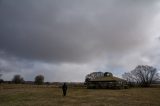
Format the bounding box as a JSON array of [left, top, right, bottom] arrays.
[[0, 84, 160, 106]]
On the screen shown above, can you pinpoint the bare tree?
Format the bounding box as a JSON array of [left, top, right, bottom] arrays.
[[122, 65, 160, 87], [85, 72, 104, 84], [85, 72, 104, 80]]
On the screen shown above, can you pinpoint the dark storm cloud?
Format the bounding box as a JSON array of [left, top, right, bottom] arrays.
[[0, 0, 158, 63], [1, 0, 160, 81]]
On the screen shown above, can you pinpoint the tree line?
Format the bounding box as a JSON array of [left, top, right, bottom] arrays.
[[0, 74, 44, 85], [0, 65, 160, 87]]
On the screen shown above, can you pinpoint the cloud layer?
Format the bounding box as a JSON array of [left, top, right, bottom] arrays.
[[0, 0, 160, 81]]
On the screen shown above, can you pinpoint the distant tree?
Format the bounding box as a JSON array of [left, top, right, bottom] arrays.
[[85, 72, 104, 84], [122, 72, 134, 82], [122, 65, 160, 87], [34, 75, 44, 85], [12, 75, 24, 84], [0, 79, 4, 84]]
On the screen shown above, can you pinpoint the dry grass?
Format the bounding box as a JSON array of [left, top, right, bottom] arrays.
[[0, 84, 160, 106]]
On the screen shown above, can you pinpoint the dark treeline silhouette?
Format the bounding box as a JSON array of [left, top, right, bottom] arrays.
[[0, 74, 45, 85]]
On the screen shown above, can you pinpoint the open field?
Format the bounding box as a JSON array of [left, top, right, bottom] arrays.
[[0, 84, 160, 106]]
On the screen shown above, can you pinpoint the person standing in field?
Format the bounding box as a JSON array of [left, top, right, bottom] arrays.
[[62, 83, 67, 96]]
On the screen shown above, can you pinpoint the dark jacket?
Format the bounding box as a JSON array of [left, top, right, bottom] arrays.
[[62, 83, 67, 90]]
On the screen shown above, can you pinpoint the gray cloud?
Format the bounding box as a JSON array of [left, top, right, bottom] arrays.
[[0, 0, 160, 81], [0, 0, 158, 62]]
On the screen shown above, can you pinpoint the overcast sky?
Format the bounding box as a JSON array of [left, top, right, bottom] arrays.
[[0, 0, 160, 82]]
